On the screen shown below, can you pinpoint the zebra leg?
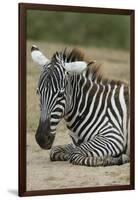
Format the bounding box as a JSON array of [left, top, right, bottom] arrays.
[[50, 144, 75, 161], [69, 144, 129, 167], [70, 153, 129, 167]]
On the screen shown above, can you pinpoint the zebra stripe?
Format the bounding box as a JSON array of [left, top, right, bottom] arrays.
[[36, 48, 129, 166]]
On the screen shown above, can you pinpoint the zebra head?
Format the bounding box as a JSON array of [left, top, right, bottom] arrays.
[[31, 45, 87, 149]]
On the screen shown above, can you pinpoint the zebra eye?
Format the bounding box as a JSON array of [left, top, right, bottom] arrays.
[[38, 102, 41, 110], [58, 88, 65, 95]]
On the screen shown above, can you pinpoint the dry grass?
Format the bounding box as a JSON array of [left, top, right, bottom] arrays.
[[26, 40, 130, 191]]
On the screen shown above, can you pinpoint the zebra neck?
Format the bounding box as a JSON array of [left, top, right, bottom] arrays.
[[64, 73, 92, 122]]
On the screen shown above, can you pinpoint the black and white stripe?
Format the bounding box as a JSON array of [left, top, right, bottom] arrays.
[[37, 49, 129, 166]]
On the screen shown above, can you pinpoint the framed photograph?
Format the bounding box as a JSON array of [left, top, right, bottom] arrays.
[[19, 3, 135, 197]]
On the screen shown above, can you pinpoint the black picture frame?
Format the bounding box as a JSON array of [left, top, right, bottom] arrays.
[[19, 3, 135, 197]]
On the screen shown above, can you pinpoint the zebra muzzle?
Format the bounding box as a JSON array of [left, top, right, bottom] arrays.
[[35, 119, 55, 150]]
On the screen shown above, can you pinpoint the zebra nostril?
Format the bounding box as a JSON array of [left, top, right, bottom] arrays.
[[47, 135, 51, 141]]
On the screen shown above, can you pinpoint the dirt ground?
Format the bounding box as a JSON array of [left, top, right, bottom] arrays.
[[27, 129, 130, 191], [26, 41, 130, 191]]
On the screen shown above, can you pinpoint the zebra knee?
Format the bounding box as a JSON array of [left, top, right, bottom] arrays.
[[69, 153, 86, 166], [50, 150, 70, 161], [69, 148, 91, 166], [50, 145, 71, 161], [50, 152, 69, 161]]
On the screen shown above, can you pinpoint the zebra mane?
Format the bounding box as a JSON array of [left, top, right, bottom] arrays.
[[52, 48, 85, 63], [52, 48, 101, 78], [52, 48, 126, 85]]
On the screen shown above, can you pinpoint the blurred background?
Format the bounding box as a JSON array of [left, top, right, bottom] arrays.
[[27, 10, 130, 50], [26, 9, 130, 131]]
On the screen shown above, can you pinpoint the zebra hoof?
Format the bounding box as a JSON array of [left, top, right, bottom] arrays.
[[122, 154, 129, 164]]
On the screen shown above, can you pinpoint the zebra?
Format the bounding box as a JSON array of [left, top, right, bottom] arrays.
[[31, 45, 129, 167]]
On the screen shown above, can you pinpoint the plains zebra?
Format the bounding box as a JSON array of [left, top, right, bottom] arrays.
[[31, 45, 129, 167]]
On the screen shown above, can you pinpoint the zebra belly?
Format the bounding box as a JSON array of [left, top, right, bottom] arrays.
[[66, 83, 128, 155]]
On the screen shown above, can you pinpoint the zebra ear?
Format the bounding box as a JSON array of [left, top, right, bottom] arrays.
[[31, 45, 49, 67], [64, 61, 87, 74]]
